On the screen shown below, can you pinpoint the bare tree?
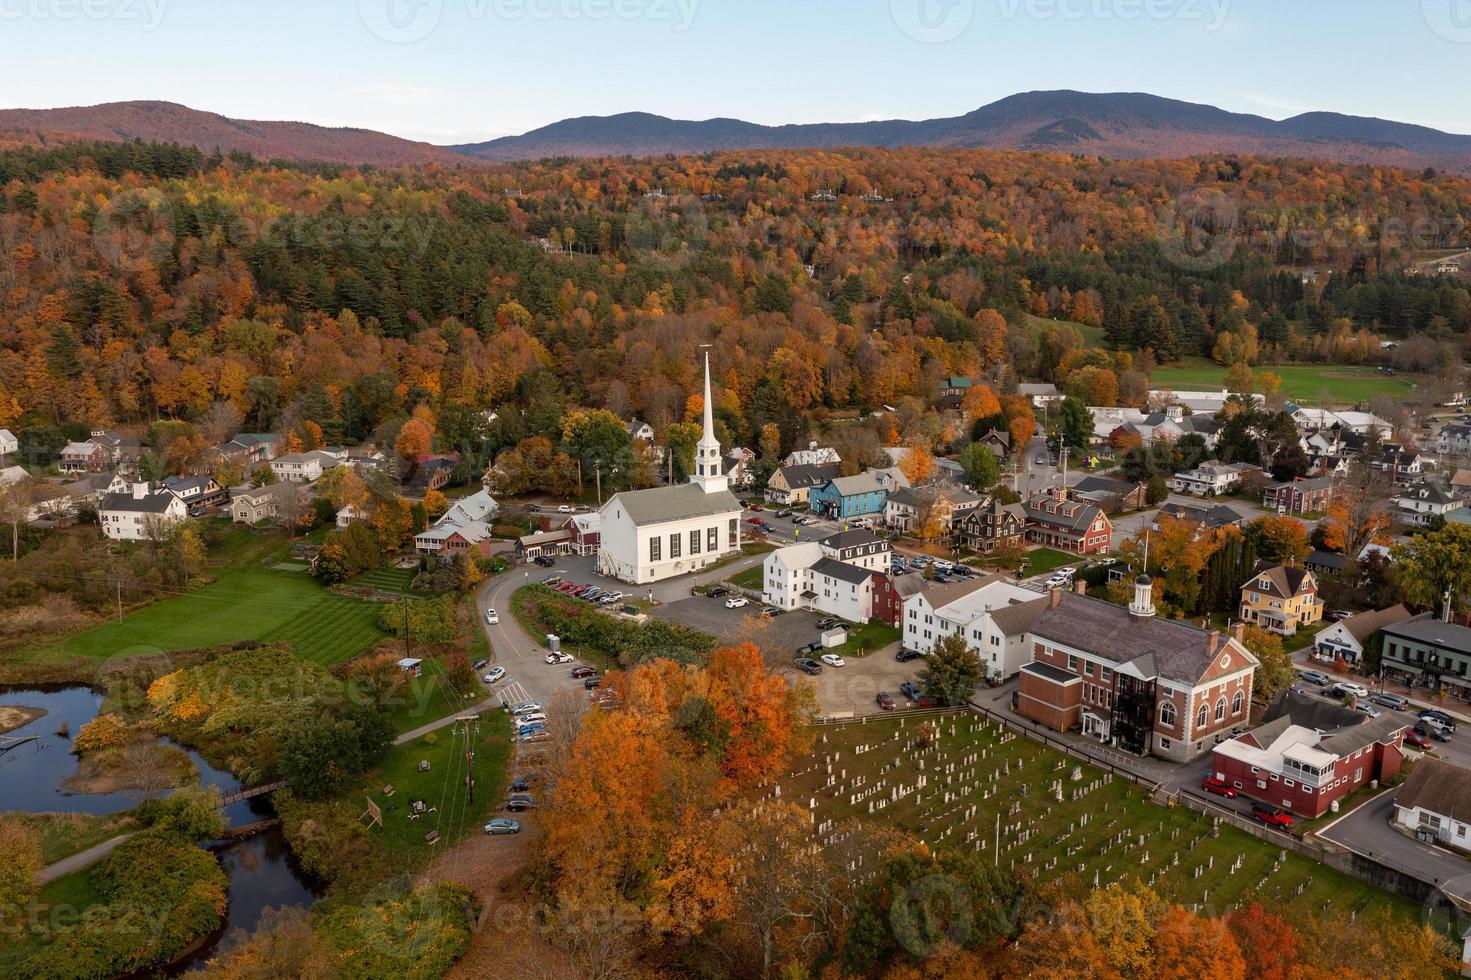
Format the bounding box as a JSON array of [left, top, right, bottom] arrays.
[[202, 401, 244, 446], [0, 479, 33, 561]]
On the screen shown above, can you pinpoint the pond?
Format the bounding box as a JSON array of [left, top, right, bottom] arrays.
[[1, 685, 324, 969]]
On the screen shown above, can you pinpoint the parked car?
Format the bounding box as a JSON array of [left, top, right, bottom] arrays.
[[877, 692, 896, 711], [759, 607, 781, 619], [509, 778, 530, 794], [748, 517, 767, 526], [534, 555, 556, 567], [953, 565, 976, 576], [1416, 722, 1453, 742], [545, 652, 574, 665], [933, 560, 954, 573], [896, 649, 923, 663], [510, 701, 543, 716], [517, 724, 546, 738], [1045, 574, 1070, 589], [472, 659, 489, 671], [1201, 776, 1236, 799], [483, 666, 506, 684], [1250, 804, 1294, 829], [1327, 609, 1354, 623], [820, 653, 846, 668], [506, 795, 539, 812], [1356, 704, 1382, 718], [1298, 669, 1332, 687], [725, 597, 749, 609], [583, 676, 602, 690], [1420, 709, 1458, 732], [776, 510, 793, 519], [1369, 692, 1409, 711], [1405, 730, 1432, 749], [540, 575, 562, 586], [707, 587, 731, 598], [557, 505, 572, 513], [817, 618, 847, 631], [1333, 681, 1370, 699], [899, 681, 922, 701], [798, 642, 822, 656], [520, 731, 550, 744], [485, 608, 500, 625], [794, 658, 823, 676], [518, 713, 547, 726], [571, 666, 598, 679], [485, 818, 521, 835]]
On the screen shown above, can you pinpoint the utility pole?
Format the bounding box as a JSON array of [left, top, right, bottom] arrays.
[[116, 577, 123, 622], [595, 462, 602, 506], [402, 594, 411, 658]]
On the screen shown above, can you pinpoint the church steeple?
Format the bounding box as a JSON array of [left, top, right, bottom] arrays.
[[692, 350, 729, 494]]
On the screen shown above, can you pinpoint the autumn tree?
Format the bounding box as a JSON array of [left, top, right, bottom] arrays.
[[1319, 460, 1393, 556], [1247, 515, 1311, 565], [957, 442, 999, 490], [1242, 626, 1293, 700], [0, 816, 41, 920], [900, 440, 936, 485]]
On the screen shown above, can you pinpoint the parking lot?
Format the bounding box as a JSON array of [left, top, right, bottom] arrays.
[[651, 594, 822, 650]]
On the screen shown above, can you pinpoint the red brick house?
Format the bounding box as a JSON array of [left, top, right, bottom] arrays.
[[1263, 476, 1338, 516], [1024, 487, 1112, 555], [1016, 578, 1258, 762], [1211, 713, 1406, 818], [869, 572, 903, 627], [60, 440, 111, 474]]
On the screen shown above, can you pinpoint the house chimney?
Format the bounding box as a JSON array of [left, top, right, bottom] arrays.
[[1050, 587, 1062, 610], [1208, 630, 1220, 655], [1075, 579, 1088, 596], [1129, 575, 1156, 619], [1231, 622, 1245, 644]]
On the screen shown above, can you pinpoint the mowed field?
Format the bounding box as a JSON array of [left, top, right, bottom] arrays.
[[21, 533, 388, 669], [1149, 358, 1418, 404], [785, 714, 1407, 921]]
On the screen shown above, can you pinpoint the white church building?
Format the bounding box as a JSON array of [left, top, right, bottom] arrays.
[[597, 353, 744, 585]]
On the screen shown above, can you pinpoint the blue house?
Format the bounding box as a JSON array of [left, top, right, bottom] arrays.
[[809, 467, 909, 520]]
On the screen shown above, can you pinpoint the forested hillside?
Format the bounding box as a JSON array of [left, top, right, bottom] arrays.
[[2, 140, 1470, 465]]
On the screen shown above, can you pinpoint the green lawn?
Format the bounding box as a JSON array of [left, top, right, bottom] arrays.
[[16, 533, 388, 671], [1148, 358, 1418, 404], [11, 811, 142, 865], [1027, 314, 1106, 350], [383, 672, 486, 735], [789, 714, 1408, 923], [730, 565, 763, 591], [353, 711, 514, 865], [836, 621, 902, 655], [351, 566, 429, 596], [1021, 548, 1080, 577], [0, 867, 110, 975]]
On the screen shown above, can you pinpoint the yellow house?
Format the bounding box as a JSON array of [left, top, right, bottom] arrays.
[[1239, 561, 1323, 637]]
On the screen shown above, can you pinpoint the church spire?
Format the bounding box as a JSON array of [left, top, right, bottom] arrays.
[[692, 349, 728, 494]]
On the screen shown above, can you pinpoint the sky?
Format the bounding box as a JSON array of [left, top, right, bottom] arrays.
[[2, 0, 1470, 146]]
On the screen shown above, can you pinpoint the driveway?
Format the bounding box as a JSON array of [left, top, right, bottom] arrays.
[[1317, 790, 1471, 903]]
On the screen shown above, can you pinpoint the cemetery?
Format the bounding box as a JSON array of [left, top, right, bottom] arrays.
[[782, 712, 1409, 920]]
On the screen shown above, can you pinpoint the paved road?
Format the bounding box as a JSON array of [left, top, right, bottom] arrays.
[[1318, 791, 1471, 902], [36, 834, 134, 885]]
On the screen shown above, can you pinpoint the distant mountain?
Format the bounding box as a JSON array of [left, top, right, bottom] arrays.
[[0, 101, 466, 167], [6, 92, 1470, 173], [454, 91, 1471, 172]]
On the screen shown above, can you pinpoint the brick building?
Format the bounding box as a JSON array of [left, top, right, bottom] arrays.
[[1016, 577, 1258, 762], [1212, 713, 1406, 818], [1024, 487, 1112, 555]]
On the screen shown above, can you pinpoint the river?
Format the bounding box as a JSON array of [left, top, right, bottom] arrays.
[[0, 684, 324, 970]]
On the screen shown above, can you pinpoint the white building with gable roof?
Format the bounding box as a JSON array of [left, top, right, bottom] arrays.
[[597, 353, 744, 584]]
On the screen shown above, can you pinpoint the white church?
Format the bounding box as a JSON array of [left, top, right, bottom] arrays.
[[597, 353, 745, 585]]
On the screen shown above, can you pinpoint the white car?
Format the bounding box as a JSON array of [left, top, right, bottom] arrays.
[[1055, 567, 1076, 579], [932, 560, 954, 573], [511, 701, 543, 716], [485, 608, 500, 625], [820, 654, 846, 668], [1334, 681, 1370, 699], [483, 666, 506, 684], [725, 597, 749, 609], [545, 652, 574, 665], [517, 712, 547, 726], [557, 505, 572, 513], [1045, 574, 1070, 589]]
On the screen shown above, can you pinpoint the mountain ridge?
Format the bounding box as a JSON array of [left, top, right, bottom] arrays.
[[3, 91, 1469, 171]]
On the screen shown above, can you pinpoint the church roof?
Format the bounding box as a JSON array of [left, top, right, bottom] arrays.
[[606, 483, 742, 527]]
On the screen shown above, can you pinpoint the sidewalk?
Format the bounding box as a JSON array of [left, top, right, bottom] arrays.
[[1290, 647, 1471, 724], [36, 834, 133, 885]]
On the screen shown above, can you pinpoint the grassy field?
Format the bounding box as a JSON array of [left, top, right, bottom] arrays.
[[1021, 548, 1080, 577], [730, 565, 763, 591], [349, 711, 514, 865], [15, 531, 387, 671], [9, 811, 142, 865], [0, 865, 109, 975], [1149, 358, 1418, 404], [1026, 314, 1106, 350], [835, 621, 903, 655], [786, 714, 1407, 921], [351, 566, 427, 596]]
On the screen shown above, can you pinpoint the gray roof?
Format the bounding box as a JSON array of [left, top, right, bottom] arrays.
[[1305, 550, 1349, 571], [1396, 758, 1471, 824], [1261, 690, 1365, 730], [1025, 496, 1104, 534], [100, 491, 179, 515], [1073, 476, 1139, 498], [989, 596, 1051, 637], [1381, 614, 1471, 656], [1318, 713, 1409, 757], [1022, 661, 1080, 685], [892, 572, 929, 600], [1270, 476, 1337, 494], [1156, 502, 1243, 529], [1030, 592, 1253, 685], [822, 529, 886, 551], [606, 483, 742, 527], [809, 557, 876, 586], [1340, 605, 1412, 643], [775, 463, 841, 490]]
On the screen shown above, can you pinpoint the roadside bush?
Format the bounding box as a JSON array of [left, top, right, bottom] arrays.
[[315, 882, 473, 979], [135, 786, 225, 840], [516, 586, 716, 668]]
